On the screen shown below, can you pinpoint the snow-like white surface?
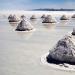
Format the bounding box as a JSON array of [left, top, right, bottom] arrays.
[[0, 10, 75, 17]]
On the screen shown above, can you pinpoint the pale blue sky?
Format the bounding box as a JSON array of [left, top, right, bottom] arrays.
[[0, 0, 75, 10]]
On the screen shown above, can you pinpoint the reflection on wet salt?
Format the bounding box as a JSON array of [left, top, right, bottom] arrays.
[[15, 31, 34, 40], [30, 19, 37, 22], [59, 20, 69, 25], [43, 23, 56, 30], [9, 22, 18, 27]]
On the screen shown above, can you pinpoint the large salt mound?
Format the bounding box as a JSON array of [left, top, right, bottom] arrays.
[[47, 34, 75, 65], [16, 19, 34, 31], [42, 15, 56, 23]]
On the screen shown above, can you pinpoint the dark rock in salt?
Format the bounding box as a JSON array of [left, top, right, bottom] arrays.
[[47, 35, 75, 65]]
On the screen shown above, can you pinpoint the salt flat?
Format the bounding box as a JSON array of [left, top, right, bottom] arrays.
[[0, 11, 75, 75]]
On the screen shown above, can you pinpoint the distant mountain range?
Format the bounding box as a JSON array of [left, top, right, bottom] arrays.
[[32, 8, 75, 11]]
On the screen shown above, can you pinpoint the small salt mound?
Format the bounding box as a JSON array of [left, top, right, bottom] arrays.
[[8, 15, 19, 22], [72, 28, 75, 35], [60, 15, 69, 20], [41, 14, 46, 18], [16, 19, 34, 31], [8, 14, 13, 20], [21, 15, 26, 19], [30, 15, 37, 19], [72, 14, 75, 18], [42, 15, 56, 23]]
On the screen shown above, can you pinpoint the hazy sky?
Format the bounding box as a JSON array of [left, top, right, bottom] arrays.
[[0, 0, 75, 10]]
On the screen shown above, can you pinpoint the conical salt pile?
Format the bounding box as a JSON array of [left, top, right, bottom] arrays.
[[41, 14, 46, 18], [42, 15, 56, 23], [60, 15, 69, 20], [47, 34, 75, 65], [72, 14, 75, 18], [16, 19, 34, 31], [30, 15, 36, 19], [8, 15, 19, 22]]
